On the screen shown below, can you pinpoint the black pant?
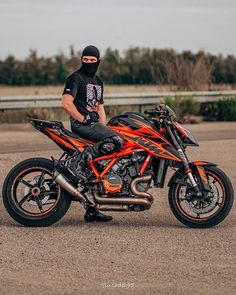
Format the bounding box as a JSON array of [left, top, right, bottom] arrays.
[[71, 120, 119, 142], [71, 119, 124, 155]]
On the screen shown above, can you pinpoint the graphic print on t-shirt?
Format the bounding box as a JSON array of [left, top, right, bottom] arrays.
[[86, 84, 102, 111]]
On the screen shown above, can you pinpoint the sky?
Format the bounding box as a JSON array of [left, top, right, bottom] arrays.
[[0, 0, 236, 59]]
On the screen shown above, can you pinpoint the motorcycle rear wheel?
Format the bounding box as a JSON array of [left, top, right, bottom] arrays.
[[2, 158, 72, 227], [168, 166, 234, 228]]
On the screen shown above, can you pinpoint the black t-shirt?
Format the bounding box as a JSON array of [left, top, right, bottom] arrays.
[[62, 69, 104, 116]]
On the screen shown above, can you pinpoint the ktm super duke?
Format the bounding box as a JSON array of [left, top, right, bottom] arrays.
[[2, 105, 234, 227]]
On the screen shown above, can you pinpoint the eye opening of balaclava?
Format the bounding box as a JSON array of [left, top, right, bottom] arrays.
[[80, 45, 100, 77]]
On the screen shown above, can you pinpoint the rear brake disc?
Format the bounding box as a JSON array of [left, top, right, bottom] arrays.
[[24, 176, 50, 205]]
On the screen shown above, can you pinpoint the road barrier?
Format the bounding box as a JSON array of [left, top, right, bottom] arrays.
[[0, 91, 236, 111]]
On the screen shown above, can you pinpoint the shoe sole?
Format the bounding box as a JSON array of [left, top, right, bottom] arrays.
[[84, 218, 113, 222]]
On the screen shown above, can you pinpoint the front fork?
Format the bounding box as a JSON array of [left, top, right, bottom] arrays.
[[177, 148, 198, 186], [164, 122, 207, 196], [177, 148, 211, 196]]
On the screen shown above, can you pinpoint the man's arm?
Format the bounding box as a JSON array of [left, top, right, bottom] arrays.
[[97, 104, 106, 124], [61, 94, 84, 122]]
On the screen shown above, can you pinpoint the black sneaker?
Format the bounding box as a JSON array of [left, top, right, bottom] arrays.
[[84, 207, 113, 222]]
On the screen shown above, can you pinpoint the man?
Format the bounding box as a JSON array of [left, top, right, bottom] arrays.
[[61, 45, 124, 222]]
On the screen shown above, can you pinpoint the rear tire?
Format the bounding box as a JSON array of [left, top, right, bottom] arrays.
[[168, 166, 234, 228], [2, 158, 72, 227]]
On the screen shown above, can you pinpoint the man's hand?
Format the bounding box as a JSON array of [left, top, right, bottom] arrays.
[[82, 112, 99, 125]]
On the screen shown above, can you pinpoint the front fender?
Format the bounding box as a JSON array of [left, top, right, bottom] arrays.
[[168, 161, 217, 187], [192, 161, 217, 167]]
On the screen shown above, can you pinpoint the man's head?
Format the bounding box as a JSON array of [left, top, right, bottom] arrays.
[[80, 45, 100, 76]]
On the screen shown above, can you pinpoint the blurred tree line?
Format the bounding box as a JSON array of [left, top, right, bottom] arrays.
[[1, 46, 236, 90]]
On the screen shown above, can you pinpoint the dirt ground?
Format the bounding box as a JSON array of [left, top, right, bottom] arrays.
[[0, 85, 176, 96], [0, 84, 235, 96], [0, 122, 235, 295]]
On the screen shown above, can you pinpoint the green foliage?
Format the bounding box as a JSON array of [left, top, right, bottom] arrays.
[[0, 47, 236, 87], [166, 96, 236, 122], [217, 98, 236, 121], [199, 102, 218, 121], [164, 96, 200, 122], [200, 97, 236, 121], [211, 55, 236, 84]]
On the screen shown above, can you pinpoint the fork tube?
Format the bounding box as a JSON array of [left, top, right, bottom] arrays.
[[164, 122, 188, 166], [164, 121, 198, 189]]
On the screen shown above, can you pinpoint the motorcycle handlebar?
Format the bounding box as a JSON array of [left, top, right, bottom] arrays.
[[144, 109, 158, 116], [144, 108, 168, 117]]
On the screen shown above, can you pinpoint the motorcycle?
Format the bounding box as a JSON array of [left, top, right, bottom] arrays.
[[2, 104, 234, 227]]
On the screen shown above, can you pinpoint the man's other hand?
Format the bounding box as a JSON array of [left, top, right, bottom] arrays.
[[82, 112, 99, 125]]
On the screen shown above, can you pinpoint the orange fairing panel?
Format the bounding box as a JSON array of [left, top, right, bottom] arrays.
[[123, 134, 181, 162], [111, 121, 170, 144], [45, 128, 94, 152], [68, 138, 92, 152], [46, 130, 76, 150], [173, 122, 188, 137]]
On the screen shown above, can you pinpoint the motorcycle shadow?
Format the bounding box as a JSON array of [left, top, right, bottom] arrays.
[[53, 217, 185, 229], [53, 212, 235, 229], [1, 213, 233, 229], [0, 218, 183, 228], [1, 218, 233, 229]]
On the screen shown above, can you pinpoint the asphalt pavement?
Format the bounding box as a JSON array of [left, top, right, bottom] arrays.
[[0, 122, 235, 295]]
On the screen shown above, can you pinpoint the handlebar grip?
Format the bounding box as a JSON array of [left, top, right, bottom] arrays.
[[144, 109, 168, 118], [144, 109, 156, 114]]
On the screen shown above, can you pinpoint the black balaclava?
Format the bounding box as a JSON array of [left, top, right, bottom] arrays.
[[80, 45, 100, 77]]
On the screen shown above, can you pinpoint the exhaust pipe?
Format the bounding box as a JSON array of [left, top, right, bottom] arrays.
[[95, 204, 129, 211], [53, 167, 153, 210], [94, 175, 153, 210], [130, 175, 153, 203], [94, 193, 151, 209], [53, 170, 86, 203]]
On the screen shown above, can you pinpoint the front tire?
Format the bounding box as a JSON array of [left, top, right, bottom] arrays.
[[168, 166, 234, 228], [2, 158, 72, 227]]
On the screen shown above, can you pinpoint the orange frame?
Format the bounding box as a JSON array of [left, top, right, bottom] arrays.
[[88, 148, 152, 180]]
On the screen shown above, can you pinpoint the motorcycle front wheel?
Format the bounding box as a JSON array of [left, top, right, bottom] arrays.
[[2, 158, 72, 227], [168, 166, 234, 228]]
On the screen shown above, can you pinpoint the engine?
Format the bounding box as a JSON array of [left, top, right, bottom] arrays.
[[98, 152, 151, 196]]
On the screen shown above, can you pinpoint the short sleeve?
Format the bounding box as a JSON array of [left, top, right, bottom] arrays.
[[100, 82, 104, 104], [62, 75, 79, 98]]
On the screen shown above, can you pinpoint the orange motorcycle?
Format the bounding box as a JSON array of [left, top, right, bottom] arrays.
[[2, 105, 234, 227]]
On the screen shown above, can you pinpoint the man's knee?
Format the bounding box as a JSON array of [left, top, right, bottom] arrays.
[[97, 135, 124, 154], [111, 135, 124, 150]]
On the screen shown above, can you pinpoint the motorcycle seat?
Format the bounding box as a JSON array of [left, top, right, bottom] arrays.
[[31, 118, 64, 129], [61, 128, 94, 145], [61, 129, 82, 139]]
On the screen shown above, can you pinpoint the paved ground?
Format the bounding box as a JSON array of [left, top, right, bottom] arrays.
[[0, 122, 235, 295]]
